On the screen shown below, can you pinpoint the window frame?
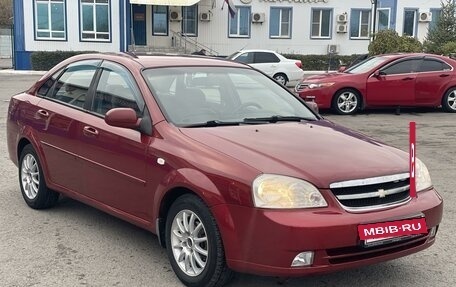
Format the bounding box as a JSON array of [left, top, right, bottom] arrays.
[[228, 6, 251, 38], [350, 9, 371, 40], [79, 0, 112, 42], [269, 7, 292, 39], [380, 58, 423, 75], [33, 0, 67, 41], [377, 8, 391, 31], [310, 8, 332, 39], [429, 8, 442, 31], [418, 58, 453, 73], [152, 5, 168, 36], [403, 8, 418, 37], [181, 4, 198, 37]]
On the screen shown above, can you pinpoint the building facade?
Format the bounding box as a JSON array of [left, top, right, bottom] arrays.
[[13, 0, 446, 70]]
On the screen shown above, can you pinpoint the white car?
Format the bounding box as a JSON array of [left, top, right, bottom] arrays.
[[228, 49, 304, 86]]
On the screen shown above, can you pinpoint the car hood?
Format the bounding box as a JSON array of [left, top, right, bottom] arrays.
[[179, 120, 409, 188]]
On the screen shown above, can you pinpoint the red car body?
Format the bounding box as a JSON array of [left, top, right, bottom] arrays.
[[6, 54, 443, 284], [296, 53, 456, 114]]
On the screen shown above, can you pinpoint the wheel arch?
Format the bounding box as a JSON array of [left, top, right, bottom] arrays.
[[441, 85, 456, 105]]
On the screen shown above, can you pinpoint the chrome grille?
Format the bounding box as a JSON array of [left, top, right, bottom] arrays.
[[329, 173, 410, 212]]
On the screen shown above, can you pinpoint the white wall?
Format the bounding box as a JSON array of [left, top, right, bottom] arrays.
[[23, 0, 121, 52]]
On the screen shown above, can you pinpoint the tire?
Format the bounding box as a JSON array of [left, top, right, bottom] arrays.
[[442, 87, 456, 112], [19, 144, 59, 209], [273, 73, 288, 86], [332, 89, 361, 115], [165, 194, 233, 287]]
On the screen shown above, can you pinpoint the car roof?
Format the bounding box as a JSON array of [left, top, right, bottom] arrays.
[[235, 49, 280, 54], [63, 52, 249, 69]]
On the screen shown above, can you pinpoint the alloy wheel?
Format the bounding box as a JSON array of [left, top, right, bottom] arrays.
[[337, 92, 358, 114], [447, 90, 456, 111], [170, 209, 208, 277], [21, 154, 40, 200]]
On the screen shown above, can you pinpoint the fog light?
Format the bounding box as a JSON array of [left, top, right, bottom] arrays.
[[291, 251, 314, 267], [429, 226, 437, 238]]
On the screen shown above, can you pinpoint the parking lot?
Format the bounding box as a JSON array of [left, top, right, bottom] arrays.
[[0, 73, 455, 287]]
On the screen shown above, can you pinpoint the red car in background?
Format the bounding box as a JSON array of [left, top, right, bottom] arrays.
[[295, 53, 456, 114]]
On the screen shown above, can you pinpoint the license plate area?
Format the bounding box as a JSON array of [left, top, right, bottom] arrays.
[[358, 218, 427, 248]]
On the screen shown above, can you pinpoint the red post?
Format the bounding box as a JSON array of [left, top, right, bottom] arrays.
[[409, 122, 417, 198]]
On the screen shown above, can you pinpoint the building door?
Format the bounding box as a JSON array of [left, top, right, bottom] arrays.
[[133, 5, 146, 46]]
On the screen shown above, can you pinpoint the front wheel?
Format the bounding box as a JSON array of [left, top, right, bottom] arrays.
[[442, 88, 456, 112], [19, 144, 59, 209], [165, 194, 233, 287], [332, 89, 361, 115]]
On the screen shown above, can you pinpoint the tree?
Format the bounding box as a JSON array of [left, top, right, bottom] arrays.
[[368, 29, 422, 55], [0, 0, 12, 27], [423, 0, 456, 54]]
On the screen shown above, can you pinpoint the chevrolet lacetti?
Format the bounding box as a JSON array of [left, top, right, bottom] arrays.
[[6, 54, 443, 287]]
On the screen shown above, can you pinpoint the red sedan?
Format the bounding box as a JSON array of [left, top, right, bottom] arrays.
[[295, 53, 456, 114], [7, 53, 442, 286]]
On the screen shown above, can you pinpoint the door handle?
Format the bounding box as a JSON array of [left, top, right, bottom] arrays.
[[439, 74, 450, 77], [83, 126, 99, 137], [402, 77, 414, 81], [36, 109, 49, 118]]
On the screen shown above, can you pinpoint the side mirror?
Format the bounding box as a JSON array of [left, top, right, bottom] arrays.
[[373, 70, 383, 78], [105, 108, 141, 129], [338, 66, 347, 73]]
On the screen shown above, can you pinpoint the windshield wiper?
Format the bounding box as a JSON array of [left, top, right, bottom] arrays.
[[243, 115, 316, 124], [181, 120, 242, 128]]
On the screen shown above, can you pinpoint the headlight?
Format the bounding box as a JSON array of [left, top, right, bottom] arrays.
[[416, 158, 432, 192], [308, 82, 335, 89], [252, 174, 327, 209]]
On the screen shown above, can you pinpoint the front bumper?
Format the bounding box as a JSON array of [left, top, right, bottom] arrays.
[[297, 88, 333, 109], [211, 188, 443, 277]]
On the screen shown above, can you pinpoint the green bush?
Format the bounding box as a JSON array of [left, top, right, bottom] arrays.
[[368, 30, 423, 55], [31, 51, 98, 71], [282, 54, 365, 71], [441, 41, 456, 55]]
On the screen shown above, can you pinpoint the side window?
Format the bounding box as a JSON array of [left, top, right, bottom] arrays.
[[419, 59, 452, 72], [37, 68, 64, 97], [93, 62, 144, 116], [381, 59, 422, 75], [235, 52, 254, 64], [47, 61, 99, 108], [254, 52, 280, 63]]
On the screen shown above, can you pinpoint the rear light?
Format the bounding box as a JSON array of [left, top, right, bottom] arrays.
[[295, 61, 302, 69]]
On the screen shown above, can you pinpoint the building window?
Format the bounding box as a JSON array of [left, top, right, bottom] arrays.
[[229, 6, 251, 38], [80, 0, 111, 41], [34, 0, 66, 40], [429, 8, 442, 31], [350, 9, 370, 39], [311, 9, 331, 39], [270, 7, 292, 38], [377, 8, 390, 31], [182, 5, 197, 36], [403, 9, 417, 37], [153, 6, 168, 35]]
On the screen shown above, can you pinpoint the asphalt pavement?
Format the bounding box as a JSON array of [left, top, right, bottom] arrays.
[[0, 74, 455, 287]]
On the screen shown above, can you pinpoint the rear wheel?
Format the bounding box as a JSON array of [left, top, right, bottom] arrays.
[[442, 87, 456, 112], [19, 144, 59, 209], [273, 73, 288, 86], [332, 89, 361, 115], [165, 194, 233, 287]]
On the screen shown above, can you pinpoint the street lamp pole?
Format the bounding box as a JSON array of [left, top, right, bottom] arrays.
[[371, 0, 378, 41]]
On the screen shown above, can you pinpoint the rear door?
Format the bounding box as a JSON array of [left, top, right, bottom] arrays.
[[366, 58, 422, 106], [77, 60, 151, 219], [35, 60, 100, 192], [415, 57, 453, 104], [251, 52, 280, 77]]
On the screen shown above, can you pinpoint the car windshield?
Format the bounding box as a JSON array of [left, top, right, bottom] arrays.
[[345, 56, 391, 74], [226, 52, 240, 60], [142, 67, 317, 127]]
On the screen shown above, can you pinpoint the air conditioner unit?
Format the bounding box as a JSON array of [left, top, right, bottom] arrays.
[[419, 12, 432, 22], [252, 12, 265, 23], [336, 24, 348, 33], [169, 8, 182, 22], [199, 12, 211, 21], [337, 13, 348, 23], [328, 44, 339, 54]]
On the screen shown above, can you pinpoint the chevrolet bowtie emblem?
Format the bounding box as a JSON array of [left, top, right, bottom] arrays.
[[378, 189, 386, 198]]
